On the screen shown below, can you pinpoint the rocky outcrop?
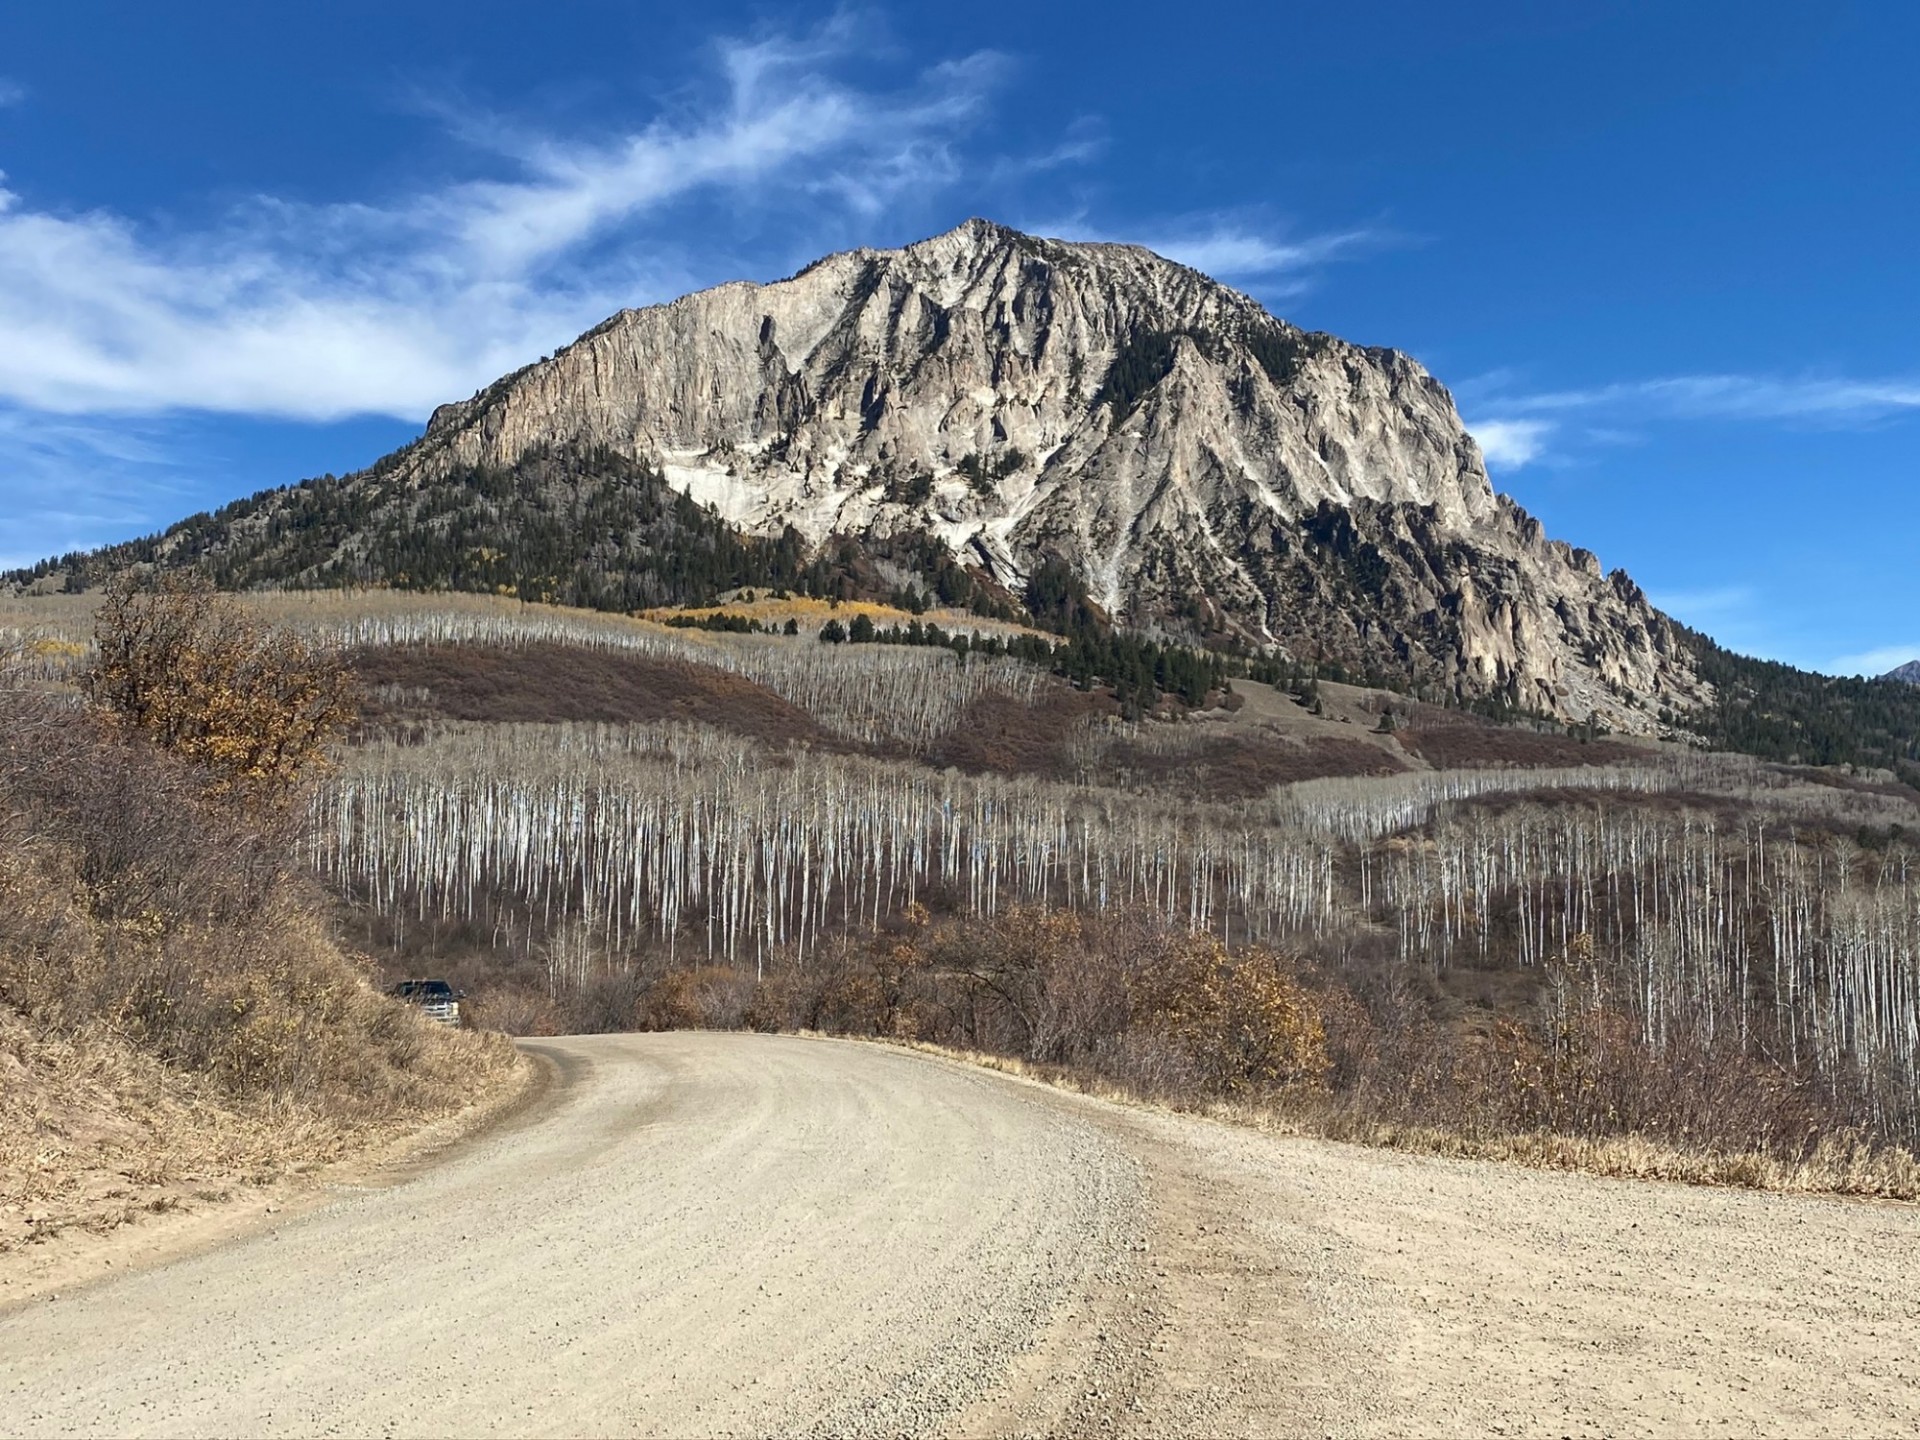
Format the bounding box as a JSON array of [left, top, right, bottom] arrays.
[[46, 219, 1707, 730], [1885, 661, 1920, 685], [380, 219, 1699, 728]]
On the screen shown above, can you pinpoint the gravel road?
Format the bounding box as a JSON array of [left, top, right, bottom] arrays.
[[4, 1033, 1916, 1438]]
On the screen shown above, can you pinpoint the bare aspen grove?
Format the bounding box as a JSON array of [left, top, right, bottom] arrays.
[[326, 607, 1042, 749], [12, 590, 1920, 1182], [1, 594, 1045, 749], [314, 702, 1920, 1162], [313, 722, 1341, 966]]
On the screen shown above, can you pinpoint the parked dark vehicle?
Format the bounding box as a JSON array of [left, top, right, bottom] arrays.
[[388, 979, 463, 1027]]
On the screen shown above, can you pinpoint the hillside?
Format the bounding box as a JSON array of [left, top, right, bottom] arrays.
[[7, 582, 1919, 1203], [0, 602, 522, 1255], [13, 220, 1703, 734], [14, 220, 1920, 777], [1685, 629, 1920, 786]]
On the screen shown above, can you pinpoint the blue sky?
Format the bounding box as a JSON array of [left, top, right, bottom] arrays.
[[0, 1, 1915, 674]]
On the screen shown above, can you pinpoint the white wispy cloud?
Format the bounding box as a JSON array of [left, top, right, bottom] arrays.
[[1457, 370, 1920, 470], [0, 24, 1004, 423], [1647, 585, 1757, 621], [1467, 418, 1554, 469], [0, 411, 199, 569], [0, 79, 26, 108], [1826, 643, 1920, 679], [1143, 224, 1384, 280], [1034, 212, 1388, 286], [987, 116, 1106, 181], [1494, 373, 1920, 423]]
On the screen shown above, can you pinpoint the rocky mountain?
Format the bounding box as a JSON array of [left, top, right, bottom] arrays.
[[22, 219, 1708, 730], [1884, 660, 1920, 686]]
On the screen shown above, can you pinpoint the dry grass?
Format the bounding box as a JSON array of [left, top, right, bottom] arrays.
[[0, 1010, 513, 1253], [0, 662, 523, 1256], [3, 588, 719, 650], [0, 828, 519, 1253], [889, 1039, 1920, 1202]]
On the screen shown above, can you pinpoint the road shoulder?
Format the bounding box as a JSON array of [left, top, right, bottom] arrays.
[[0, 1044, 552, 1315]]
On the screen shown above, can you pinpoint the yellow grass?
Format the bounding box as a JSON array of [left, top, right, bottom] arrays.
[[638, 592, 1050, 639]]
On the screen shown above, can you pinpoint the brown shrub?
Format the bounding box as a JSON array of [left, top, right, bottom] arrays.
[[352, 642, 830, 746], [84, 574, 356, 804], [0, 678, 515, 1157], [1128, 934, 1330, 1095], [637, 966, 756, 1031], [1397, 715, 1641, 769], [463, 985, 563, 1038]]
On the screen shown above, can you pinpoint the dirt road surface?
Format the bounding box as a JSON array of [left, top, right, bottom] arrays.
[[3, 1033, 1916, 1438]]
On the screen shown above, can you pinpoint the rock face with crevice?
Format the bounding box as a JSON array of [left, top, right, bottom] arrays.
[[48, 219, 1708, 729], [401, 220, 1699, 727]]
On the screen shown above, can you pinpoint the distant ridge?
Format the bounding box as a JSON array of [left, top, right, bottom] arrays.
[[1885, 660, 1920, 685], [15, 223, 1920, 776]]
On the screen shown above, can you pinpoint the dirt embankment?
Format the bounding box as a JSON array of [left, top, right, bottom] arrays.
[[0, 675, 526, 1267]]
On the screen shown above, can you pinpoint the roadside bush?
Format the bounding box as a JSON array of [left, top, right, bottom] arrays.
[[83, 573, 356, 804], [466, 984, 563, 1037], [0, 696, 508, 1120], [1, 618, 514, 1133], [637, 966, 755, 1031], [1128, 934, 1330, 1094]]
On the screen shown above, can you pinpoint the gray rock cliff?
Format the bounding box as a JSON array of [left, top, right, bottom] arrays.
[[387, 219, 1699, 728], [53, 220, 1703, 730]]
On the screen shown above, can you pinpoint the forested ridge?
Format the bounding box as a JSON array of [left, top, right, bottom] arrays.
[[13, 446, 835, 609], [9, 443, 1918, 778], [1677, 626, 1920, 786]]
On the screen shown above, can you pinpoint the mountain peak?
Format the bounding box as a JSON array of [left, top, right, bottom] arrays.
[[28, 223, 1709, 732], [1884, 660, 1920, 685]]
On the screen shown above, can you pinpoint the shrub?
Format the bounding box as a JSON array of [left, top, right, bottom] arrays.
[[1129, 935, 1330, 1094], [83, 574, 357, 803], [0, 683, 509, 1122]]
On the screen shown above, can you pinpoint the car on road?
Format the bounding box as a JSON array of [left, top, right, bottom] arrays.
[[387, 978, 463, 1027]]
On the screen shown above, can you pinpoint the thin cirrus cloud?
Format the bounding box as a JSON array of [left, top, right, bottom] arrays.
[[1467, 372, 1920, 471], [1645, 585, 1756, 629], [0, 410, 202, 569], [0, 28, 1007, 426], [986, 115, 1107, 181], [1145, 225, 1385, 281], [1029, 215, 1390, 293]]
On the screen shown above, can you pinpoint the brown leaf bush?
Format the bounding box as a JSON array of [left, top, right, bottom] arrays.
[[1128, 934, 1330, 1095], [0, 699, 511, 1120], [83, 574, 356, 804]]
